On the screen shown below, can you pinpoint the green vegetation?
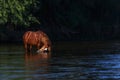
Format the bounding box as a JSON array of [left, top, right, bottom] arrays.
[[0, 0, 40, 28]]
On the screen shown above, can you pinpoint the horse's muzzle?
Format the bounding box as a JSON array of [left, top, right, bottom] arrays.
[[36, 48, 49, 53]]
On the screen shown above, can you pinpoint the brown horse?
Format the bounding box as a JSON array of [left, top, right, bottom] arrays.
[[23, 30, 51, 53]]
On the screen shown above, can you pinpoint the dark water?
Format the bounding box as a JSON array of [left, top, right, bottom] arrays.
[[1, 42, 120, 80]]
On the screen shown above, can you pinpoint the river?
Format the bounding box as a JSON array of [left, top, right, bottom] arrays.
[[0, 41, 120, 80]]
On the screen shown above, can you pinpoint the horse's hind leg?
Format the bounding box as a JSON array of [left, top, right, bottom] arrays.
[[24, 43, 28, 53], [29, 45, 32, 52]]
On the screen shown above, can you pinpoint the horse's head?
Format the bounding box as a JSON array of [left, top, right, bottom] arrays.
[[37, 47, 49, 53]]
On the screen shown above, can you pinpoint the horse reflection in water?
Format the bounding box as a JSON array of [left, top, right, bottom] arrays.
[[25, 52, 51, 79], [23, 30, 51, 53]]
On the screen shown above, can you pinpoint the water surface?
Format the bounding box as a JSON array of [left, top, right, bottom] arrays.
[[0, 41, 120, 80]]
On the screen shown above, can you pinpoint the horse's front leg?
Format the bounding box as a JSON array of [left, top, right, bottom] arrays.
[[36, 43, 41, 53], [37, 43, 40, 50]]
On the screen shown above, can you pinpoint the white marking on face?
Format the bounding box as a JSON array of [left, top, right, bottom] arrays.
[[44, 48, 48, 51]]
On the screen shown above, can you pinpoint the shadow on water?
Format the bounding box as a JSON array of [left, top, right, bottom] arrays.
[[1, 41, 120, 80]]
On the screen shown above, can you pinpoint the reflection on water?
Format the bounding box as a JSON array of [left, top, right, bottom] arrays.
[[25, 53, 51, 80], [1, 42, 120, 80]]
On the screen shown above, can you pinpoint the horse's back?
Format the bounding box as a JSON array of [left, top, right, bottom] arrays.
[[36, 30, 48, 37], [23, 30, 51, 43]]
